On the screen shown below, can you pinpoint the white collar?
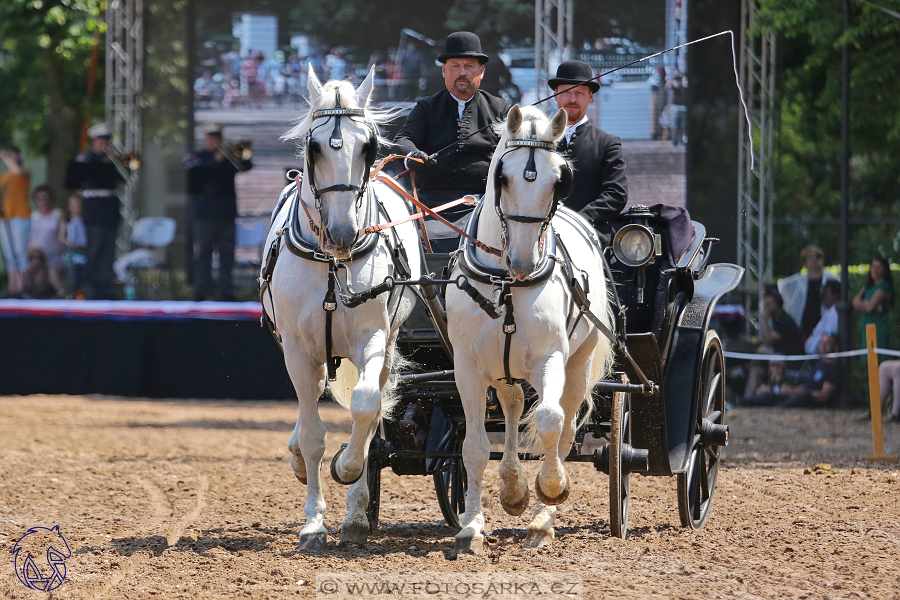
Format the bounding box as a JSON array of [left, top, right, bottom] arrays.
[[564, 115, 589, 143], [449, 92, 473, 119]]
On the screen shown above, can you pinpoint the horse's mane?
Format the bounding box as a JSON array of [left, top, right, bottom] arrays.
[[280, 79, 402, 157]]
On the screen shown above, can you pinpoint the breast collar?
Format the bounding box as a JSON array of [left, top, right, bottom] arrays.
[[456, 200, 558, 286], [283, 181, 381, 263]]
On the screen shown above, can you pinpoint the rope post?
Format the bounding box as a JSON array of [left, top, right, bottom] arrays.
[[862, 323, 899, 462]]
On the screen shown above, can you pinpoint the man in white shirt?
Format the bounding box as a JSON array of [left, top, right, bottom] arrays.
[[804, 280, 841, 355]]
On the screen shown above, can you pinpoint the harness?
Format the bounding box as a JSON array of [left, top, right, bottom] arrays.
[[258, 94, 412, 384]]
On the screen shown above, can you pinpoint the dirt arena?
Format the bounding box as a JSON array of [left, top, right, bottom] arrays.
[[1, 395, 898, 599]]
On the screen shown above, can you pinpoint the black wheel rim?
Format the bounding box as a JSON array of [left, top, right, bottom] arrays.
[[678, 331, 724, 530]]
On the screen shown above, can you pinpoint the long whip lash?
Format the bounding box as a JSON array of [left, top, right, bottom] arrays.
[[422, 30, 754, 171]]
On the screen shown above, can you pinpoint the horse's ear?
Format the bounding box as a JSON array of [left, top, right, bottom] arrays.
[[356, 66, 375, 107], [507, 105, 523, 135], [549, 108, 568, 140], [307, 63, 323, 100]]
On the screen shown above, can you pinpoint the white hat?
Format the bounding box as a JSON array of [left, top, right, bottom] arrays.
[[199, 122, 224, 136], [88, 123, 112, 138]]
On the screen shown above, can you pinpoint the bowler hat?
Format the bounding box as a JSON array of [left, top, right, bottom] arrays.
[[549, 60, 599, 93], [437, 32, 489, 64]]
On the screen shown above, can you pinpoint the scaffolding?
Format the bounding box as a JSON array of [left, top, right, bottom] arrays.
[[534, 0, 573, 113], [105, 0, 144, 248], [737, 0, 776, 332]]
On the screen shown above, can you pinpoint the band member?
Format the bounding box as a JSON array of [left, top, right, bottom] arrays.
[[393, 31, 511, 252], [0, 145, 32, 295], [184, 123, 252, 302], [65, 124, 124, 300], [550, 60, 627, 230]]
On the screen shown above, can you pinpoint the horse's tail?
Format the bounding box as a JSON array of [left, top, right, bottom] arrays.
[[327, 340, 412, 421]]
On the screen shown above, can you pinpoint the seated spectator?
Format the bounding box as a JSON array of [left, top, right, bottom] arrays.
[[804, 280, 840, 355], [762, 289, 805, 356], [741, 332, 841, 408], [27, 185, 66, 294], [743, 289, 805, 396], [21, 248, 63, 299], [879, 360, 900, 423], [778, 245, 839, 341], [59, 193, 87, 299], [750, 360, 789, 397]]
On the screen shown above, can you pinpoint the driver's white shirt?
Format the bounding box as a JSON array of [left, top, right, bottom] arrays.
[[564, 115, 589, 144]]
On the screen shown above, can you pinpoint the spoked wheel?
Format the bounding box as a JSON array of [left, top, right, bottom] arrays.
[[677, 329, 727, 530], [430, 420, 467, 529], [365, 454, 381, 531], [609, 387, 633, 539]]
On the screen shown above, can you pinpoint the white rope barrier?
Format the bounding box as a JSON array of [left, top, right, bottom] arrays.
[[723, 347, 900, 361]]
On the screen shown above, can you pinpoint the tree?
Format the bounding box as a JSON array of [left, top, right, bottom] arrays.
[[757, 0, 900, 224], [0, 0, 105, 195]]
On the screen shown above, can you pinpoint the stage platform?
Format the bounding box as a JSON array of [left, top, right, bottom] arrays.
[[0, 300, 294, 399]]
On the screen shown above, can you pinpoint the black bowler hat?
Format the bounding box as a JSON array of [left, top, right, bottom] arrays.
[[549, 60, 599, 93], [437, 31, 489, 64]]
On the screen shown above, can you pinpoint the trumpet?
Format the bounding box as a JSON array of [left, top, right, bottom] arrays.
[[216, 140, 253, 161], [105, 150, 141, 184]]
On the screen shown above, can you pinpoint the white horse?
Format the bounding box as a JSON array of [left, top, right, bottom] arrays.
[[446, 105, 614, 552], [261, 66, 422, 550]]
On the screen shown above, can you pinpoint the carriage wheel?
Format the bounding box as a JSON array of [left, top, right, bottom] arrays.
[[431, 424, 467, 530], [609, 387, 633, 539], [365, 455, 381, 531], [677, 329, 726, 530]]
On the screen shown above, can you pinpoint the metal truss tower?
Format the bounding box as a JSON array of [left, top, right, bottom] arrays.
[[105, 0, 144, 247], [737, 0, 776, 332], [534, 0, 573, 113]]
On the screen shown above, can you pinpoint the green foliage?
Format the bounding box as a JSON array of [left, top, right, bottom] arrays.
[[757, 0, 900, 220], [0, 0, 106, 153]]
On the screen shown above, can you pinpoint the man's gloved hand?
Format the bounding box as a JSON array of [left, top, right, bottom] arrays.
[[407, 150, 436, 172]]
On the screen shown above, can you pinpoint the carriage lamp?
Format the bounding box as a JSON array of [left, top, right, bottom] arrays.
[[613, 224, 655, 268]]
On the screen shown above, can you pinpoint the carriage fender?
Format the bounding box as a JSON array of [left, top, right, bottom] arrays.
[[663, 262, 743, 475]]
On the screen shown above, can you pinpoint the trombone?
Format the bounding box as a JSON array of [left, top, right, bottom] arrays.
[[105, 150, 141, 184], [215, 139, 253, 171]]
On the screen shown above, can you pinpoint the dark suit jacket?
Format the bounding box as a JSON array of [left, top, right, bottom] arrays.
[[557, 121, 628, 226], [394, 89, 511, 205]]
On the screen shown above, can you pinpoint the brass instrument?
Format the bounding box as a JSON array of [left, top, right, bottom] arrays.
[[105, 150, 141, 184], [215, 140, 253, 171]]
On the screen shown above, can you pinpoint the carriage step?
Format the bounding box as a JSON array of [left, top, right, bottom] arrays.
[[592, 444, 650, 475]]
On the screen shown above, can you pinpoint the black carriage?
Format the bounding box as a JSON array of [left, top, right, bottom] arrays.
[[350, 204, 743, 539]]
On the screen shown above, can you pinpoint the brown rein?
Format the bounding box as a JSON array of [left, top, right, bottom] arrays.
[[294, 154, 502, 257]]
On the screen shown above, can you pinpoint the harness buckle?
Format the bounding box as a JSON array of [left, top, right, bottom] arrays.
[[524, 170, 537, 181], [330, 138, 343, 149], [323, 301, 337, 311], [503, 323, 516, 334]]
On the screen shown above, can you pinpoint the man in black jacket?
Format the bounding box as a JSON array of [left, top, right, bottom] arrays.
[[184, 123, 252, 301], [550, 60, 627, 233], [393, 31, 511, 251]]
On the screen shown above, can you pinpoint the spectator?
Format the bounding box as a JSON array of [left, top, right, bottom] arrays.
[[325, 46, 346, 80], [21, 248, 62, 299], [853, 255, 894, 357], [742, 332, 842, 408], [879, 360, 900, 423], [777, 245, 840, 340], [221, 43, 242, 81], [743, 289, 804, 396], [804, 280, 840, 355], [0, 145, 31, 295], [27, 185, 65, 295], [194, 70, 220, 107], [59, 193, 87, 299]]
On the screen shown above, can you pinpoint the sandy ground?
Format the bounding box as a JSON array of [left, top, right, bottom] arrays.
[[1, 395, 898, 599]]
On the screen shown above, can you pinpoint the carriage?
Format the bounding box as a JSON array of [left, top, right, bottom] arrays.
[[353, 203, 743, 540], [260, 69, 743, 549]]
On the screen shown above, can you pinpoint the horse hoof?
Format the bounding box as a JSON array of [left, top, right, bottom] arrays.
[[523, 527, 554, 548], [298, 531, 327, 552], [330, 446, 363, 485], [290, 454, 307, 485], [453, 532, 484, 556], [501, 486, 530, 516], [339, 522, 369, 546], [534, 474, 570, 506]]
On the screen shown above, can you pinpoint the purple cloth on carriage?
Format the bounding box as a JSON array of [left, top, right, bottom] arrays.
[[638, 204, 694, 266]]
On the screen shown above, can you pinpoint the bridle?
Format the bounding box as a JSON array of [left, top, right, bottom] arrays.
[[492, 117, 574, 249], [302, 89, 378, 237]]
